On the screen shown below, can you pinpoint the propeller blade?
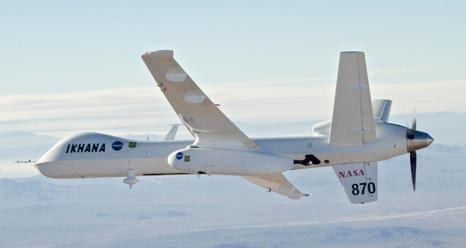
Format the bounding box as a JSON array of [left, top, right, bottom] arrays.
[[410, 151, 417, 191], [411, 115, 417, 130]]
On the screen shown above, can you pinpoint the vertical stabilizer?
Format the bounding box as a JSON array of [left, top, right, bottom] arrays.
[[333, 162, 378, 204], [373, 99, 392, 122], [329, 52, 376, 146], [164, 124, 182, 141]]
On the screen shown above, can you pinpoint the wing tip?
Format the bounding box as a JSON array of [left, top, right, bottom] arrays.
[[141, 50, 174, 59], [340, 51, 365, 54], [288, 192, 310, 200]]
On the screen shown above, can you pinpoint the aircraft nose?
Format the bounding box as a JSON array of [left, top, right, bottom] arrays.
[[407, 130, 434, 152], [34, 162, 55, 178]]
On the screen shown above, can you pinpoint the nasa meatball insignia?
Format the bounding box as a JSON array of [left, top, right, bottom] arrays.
[[112, 141, 124, 151]]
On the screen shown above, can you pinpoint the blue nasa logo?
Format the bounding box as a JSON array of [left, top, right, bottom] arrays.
[[176, 152, 183, 160], [112, 141, 124, 151]]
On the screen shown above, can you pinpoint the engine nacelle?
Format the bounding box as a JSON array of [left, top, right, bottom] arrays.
[[167, 147, 293, 175]]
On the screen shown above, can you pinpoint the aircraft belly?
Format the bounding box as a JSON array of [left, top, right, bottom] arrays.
[[36, 158, 181, 179]]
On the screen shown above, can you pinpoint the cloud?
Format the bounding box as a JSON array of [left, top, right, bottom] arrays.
[[1, 79, 465, 137], [371, 79, 466, 115]]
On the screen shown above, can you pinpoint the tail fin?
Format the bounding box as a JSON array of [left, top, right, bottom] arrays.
[[164, 124, 182, 141], [373, 99, 392, 122], [329, 51, 376, 146], [333, 162, 378, 204]]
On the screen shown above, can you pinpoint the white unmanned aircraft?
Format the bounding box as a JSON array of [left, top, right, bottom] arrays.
[[35, 51, 433, 203]]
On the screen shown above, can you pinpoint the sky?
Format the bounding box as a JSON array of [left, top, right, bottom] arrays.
[[1, 3, 466, 246], [1, 0, 466, 137]]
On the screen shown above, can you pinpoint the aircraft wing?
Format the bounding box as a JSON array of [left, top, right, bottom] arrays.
[[333, 162, 377, 204], [243, 173, 309, 199], [142, 50, 258, 149], [329, 52, 376, 146]]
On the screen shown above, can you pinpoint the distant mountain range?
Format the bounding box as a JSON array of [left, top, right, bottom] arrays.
[[1, 111, 465, 247]]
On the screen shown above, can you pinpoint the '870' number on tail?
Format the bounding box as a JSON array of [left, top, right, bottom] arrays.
[[351, 182, 376, 195]]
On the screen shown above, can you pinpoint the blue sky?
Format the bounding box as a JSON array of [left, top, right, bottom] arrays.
[[1, 0, 466, 94]]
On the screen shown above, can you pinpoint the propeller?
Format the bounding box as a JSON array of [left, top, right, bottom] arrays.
[[406, 113, 435, 192], [409, 148, 416, 191], [407, 115, 417, 191]]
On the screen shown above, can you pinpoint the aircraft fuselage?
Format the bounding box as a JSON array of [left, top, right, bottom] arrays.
[[36, 122, 418, 179]]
